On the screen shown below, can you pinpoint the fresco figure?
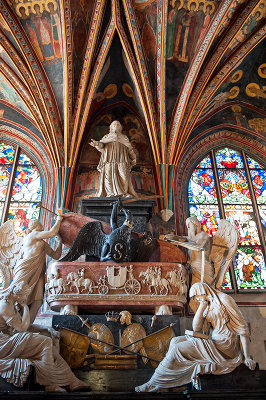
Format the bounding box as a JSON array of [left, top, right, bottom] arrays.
[[46, 1, 62, 59], [135, 282, 256, 392], [90, 120, 138, 198]]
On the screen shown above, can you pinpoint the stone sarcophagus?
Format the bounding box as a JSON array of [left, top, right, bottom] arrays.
[[46, 261, 188, 313]]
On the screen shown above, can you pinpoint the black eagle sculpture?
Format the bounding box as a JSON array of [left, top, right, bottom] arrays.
[[60, 199, 155, 263]]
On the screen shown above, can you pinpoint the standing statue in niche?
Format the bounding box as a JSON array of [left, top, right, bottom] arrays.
[[0, 282, 89, 392], [0, 215, 63, 323], [135, 282, 256, 392], [90, 120, 138, 198]]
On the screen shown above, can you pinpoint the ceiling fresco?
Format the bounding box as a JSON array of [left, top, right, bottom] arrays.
[[0, 0, 264, 208]]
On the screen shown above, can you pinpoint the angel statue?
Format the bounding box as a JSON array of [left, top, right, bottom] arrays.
[[165, 217, 238, 291], [0, 215, 63, 323], [135, 281, 256, 392], [90, 120, 138, 198], [0, 281, 89, 392]]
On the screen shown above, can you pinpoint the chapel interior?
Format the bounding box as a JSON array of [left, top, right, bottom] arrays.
[[0, 0, 265, 398]]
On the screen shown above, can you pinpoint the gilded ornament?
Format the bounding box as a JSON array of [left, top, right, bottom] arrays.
[[258, 63, 266, 79], [227, 86, 239, 99], [59, 327, 91, 369], [104, 84, 117, 99], [122, 83, 134, 98], [121, 323, 146, 354], [230, 70, 243, 83], [89, 323, 115, 354], [143, 326, 175, 369]]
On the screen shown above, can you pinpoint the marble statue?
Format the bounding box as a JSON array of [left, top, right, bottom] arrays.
[[0, 215, 63, 322], [0, 282, 89, 392], [135, 281, 256, 392], [90, 120, 138, 197], [166, 217, 239, 290]]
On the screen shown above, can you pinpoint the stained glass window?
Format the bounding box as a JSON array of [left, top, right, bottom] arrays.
[[0, 142, 42, 236], [188, 147, 266, 292]]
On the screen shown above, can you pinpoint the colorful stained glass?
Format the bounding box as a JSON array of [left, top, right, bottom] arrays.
[[0, 165, 11, 201], [7, 202, 40, 236], [218, 169, 251, 204], [215, 148, 244, 168], [250, 169, 266, 204], [188, 169, 217, 204], [196, 155, 212, 169], [225, 206, 260, 245], [259, 206, 266, 241], [246, 156, 264, 169], [189, 204, 220, 235], [221, 271, 232, 290], [18, 152, 34, 166], [0, 143, 15, 165], [11, 166, 42, 202], [234, 246, 266, 290]]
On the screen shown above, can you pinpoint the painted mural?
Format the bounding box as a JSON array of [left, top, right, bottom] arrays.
[[11, 0, 64, 115], [166, 0, 218, 126], [70, 0, 95, 100], [133, 0, 158, 91], [0, 75, 31, 116]]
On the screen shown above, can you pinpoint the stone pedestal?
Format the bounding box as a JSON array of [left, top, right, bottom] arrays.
[[81, 198, 156, 233]]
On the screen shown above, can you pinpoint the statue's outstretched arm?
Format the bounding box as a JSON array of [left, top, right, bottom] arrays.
[[34, 216, 63, 240], [44, 235, 62, 260], [240, 335, 256, 370]]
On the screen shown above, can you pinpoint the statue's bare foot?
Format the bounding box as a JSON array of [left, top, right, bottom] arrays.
[[69, 379, 90, 392], [135, 381, 161, 392], [45, 385, 66, 392]]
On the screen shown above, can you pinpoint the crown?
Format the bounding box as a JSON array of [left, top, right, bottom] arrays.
[[105, 311, 119, 322]]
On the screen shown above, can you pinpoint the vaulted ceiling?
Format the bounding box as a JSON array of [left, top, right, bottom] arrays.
[[0, 0, 265, 206]]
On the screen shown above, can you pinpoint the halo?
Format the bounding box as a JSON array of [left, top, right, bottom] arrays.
[[227, 86, 239, 99], [16, 4, 30, 17], [171, 0, 184, 9], [31, 1, 44, 14], [231, 105, 242, 113], [45, 0, 57, 12], [253, 8, 263, 21], [258, 63, 266, 78], [103, 84, 117, 99], [230, 70, 243, 83], [203, 2, 215, 15], [246, 83, 260, 97], [122, 83, 134, 98], [188, 0, 199, 11]]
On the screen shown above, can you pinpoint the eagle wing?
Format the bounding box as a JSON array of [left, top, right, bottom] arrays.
[[60, 221, 107, 261]]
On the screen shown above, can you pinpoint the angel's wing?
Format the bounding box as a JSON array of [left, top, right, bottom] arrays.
[[60, 221, 107, 262], [210, 220, 239, 289], [0, 220, 23, 288]]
